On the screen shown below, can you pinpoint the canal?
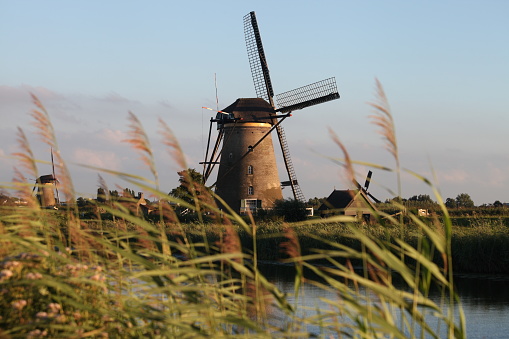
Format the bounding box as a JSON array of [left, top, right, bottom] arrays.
[[259, 264, 509, 338]]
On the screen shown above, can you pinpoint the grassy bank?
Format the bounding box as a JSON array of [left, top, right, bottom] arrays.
[[78, 217, 509, 274]]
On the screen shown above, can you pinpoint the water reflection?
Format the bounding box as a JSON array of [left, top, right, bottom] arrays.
[[259, 263, 509, 338]]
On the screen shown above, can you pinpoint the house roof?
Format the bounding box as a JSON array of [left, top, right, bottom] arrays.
[[317, 189, 377, 212], [317, 189, 357, 211]]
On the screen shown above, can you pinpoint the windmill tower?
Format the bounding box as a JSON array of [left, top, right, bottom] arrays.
[[202, 11, 340, 214], [34, 174, 58, 208]]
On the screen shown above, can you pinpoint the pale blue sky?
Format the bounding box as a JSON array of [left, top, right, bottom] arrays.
[[1, 1, 508, 205]]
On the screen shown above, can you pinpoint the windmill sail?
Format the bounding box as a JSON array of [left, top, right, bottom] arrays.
[[274, 124, 305, 202], [242, 11, 340, 204], [244, 11, 306, 202], [276, 78, 340, 113], [244, 11, 274, 105]]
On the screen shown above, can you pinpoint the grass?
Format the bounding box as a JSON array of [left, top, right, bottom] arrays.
[[0, 83, 466, 338], [74, 218, 509, 273]]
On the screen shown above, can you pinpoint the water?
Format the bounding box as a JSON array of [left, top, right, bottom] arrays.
[[259, 264, 509, 338], [454, 274, 509, 338]]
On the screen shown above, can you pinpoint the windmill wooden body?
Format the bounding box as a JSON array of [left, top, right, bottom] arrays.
[[202, 11, 340, 214]]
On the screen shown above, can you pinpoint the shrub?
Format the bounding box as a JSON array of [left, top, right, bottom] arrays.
[[272, 198, 308, 222]]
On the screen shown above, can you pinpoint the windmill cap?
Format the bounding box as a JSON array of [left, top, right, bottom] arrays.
[[221, 98, 276, 123], [37, 174, 58, 183]]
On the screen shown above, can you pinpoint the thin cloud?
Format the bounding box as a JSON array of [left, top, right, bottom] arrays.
[[438, 169, 469, 184], [72, 148, 121, 170], [98, 128, 126, 145]]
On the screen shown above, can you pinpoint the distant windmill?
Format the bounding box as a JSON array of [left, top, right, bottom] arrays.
[[34, 174, 58, 208], [356, 170, 381, 204], [202, 11, 340, 214], [33, 148, 60, 209]]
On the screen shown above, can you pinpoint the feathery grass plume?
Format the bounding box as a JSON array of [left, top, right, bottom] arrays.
[[124, 112, 159, 187], [329, 128, 357, 198], [29, 94, 75, 204], [368, 79, 401, 198], [159, 118, 187, 171], [280, 225, 301, 260], [12, 128, 38, 181], [30, 94, 56, 149], [245, 279, 274, 321], [11, 129, 38, 209], [220, 225, 242, 261], [368, 79, 398, 164], [97, 174, 110, 202], [159, 118, 205, 221]]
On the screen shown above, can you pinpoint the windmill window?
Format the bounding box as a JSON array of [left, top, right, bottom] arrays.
[[248, 186, 254, 195], [228, 153, 233, 159], [247, 165, 253, 175]]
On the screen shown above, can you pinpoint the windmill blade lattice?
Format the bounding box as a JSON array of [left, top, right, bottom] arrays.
[[244, 11, 274, 105], [276, 78, 340, 113]]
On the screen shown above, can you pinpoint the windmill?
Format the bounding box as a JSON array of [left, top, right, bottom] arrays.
[[33, 148, 60, 209], [356, 170, 381, 204], [201, 11, 340, 214]]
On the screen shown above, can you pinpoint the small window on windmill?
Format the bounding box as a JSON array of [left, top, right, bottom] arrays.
[[229, 153, 233, 159], [248, 186, 254, 195], [247, 165, 253, 175]]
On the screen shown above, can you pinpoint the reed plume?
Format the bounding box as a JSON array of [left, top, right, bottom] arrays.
[[159, 118, 187, 171], [368, 79, 401, 198], [368, 78, 398, 164], [124, 112, 159, 187], [329, 127, 356, 190], [11, 128, 38, 208], [12, 128, 38, 181], [220, 225, 241, 263], [29, 94, 75, 203], [280, 225, 301, 260]]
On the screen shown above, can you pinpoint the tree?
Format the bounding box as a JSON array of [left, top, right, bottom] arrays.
[[169, 168, 206, 205], [273, 198, 307, 222], [122, 188, 136, 198], [445, 198, 457, 208], [493, 200, 503, 208], [456, 193, 475, 208], [307, 197, 326, 209], [97, 187, 107, 203], [109, 190, 119, 201], [408, 194, 434, 203]]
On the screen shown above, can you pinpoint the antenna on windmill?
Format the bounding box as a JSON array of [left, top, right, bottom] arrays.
[[215, 73, 219, 112]]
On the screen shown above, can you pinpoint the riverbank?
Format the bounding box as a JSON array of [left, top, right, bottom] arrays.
[[82, 217, 509, 274]]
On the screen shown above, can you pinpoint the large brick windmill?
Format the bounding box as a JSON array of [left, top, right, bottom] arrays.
[[202, 11, 340, 214]]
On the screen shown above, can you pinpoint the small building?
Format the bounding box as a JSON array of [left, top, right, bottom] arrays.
[[317, 189, 377, 223]]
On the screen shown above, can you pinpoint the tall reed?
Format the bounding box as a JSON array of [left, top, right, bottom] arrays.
[[0, 85, 465, 338]]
